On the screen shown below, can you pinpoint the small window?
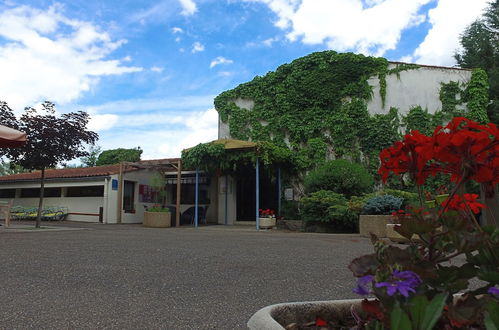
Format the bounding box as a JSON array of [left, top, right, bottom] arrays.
[[66, 186, 104, 197], [0, 189, 15, 198], [20, 188, 61, 198]]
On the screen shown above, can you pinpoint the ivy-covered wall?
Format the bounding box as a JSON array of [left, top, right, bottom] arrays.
[[212, 51, 487, 175]]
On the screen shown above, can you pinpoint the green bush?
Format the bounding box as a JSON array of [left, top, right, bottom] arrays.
[[147, 206, 170, 212], [348, 189, 417, 215], [280, 200, 301, 220], [362, 195, 403, 215], [300, 190, 357, 231], [304, 159, 373, 198]]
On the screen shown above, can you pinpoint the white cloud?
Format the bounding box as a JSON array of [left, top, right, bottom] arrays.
[[410, 0, 489, 66], [150, 66, 164, 72], [210, 56, 233, 68], [88, 114, 119, 132], [248, 0, 431, 55], [172, 26, 183, 34], [178, 0, 197, 16], [0, 5, 141, 110], [192, 41, 205, 53], [263, 37, 279, 46]]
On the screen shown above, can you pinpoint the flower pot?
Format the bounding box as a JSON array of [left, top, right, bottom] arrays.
[[143, 211, 171, 228], [359, 215, 393, 238], [259, 217, 276, 229], [247, 299, 362, 329]]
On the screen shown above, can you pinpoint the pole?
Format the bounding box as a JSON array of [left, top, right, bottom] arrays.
[[224, 175, 228, 225], [256, 157, 260, 230], [195, 168, 199, 228], [117, 163, 123, 224], [176, 159, 182, 227], [277, 167, 281, 216]]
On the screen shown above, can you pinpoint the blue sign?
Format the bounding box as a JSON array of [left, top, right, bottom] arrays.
[[112, 179, 118, 191]]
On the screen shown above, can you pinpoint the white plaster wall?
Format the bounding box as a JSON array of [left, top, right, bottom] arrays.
[[217, 64, 472, 139], [367, 64, 471, 116], [0, 180, 105, 222]]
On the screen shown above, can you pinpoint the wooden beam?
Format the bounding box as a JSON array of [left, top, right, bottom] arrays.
[[176, 159, 182, 227], [117, 162, 123, 224]]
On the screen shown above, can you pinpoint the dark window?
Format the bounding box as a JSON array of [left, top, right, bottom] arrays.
[[171, 184, 210, 204], [66, 186, 104, 197], [20, 187, 61, 198], [0, 189, 15, 198], [123, 181, 135, 212]]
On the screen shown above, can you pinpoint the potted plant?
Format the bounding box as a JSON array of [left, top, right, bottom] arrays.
[[248, 117, 499, 329], [143, 205, 171, 228], [259, 209, 276, 229], [359, 194, 403, 238]]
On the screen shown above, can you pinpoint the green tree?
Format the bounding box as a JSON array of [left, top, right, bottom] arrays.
[[0, 160, 28, 176], [0, 101, 98, 228], [80, 145, 101, 167], [455, 0, 499, 124], [96, 147, 142, 166]]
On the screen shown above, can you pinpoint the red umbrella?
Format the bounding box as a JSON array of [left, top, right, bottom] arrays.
[[0, 125, 27, 148]]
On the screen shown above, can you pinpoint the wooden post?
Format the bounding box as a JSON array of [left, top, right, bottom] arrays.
[[176, 159, 182, 227], [117, 162, 123, 224]]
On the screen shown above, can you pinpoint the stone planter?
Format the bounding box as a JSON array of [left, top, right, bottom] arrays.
[[247, 299, 362, 329], [143, 211, 171, 228], [259, 217, 276, 229], [359, 214, 393, 238]]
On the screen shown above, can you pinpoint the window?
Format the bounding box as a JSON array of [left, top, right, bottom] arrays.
[[66, 186, 104, 197], [123, 181, 135, 212], [20, 187, 61, 198], [0, 189, 15, 198], [171, 184, 210, 204]]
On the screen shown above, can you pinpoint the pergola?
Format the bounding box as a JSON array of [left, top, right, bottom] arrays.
[[183, 138, 283, 230]]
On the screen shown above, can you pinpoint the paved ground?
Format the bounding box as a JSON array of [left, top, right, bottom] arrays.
[[0, 222, 373, 329]]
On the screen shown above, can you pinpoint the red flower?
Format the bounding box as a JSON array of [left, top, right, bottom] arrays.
[[441, 194, 486, 214], [315, 317, 327, 326]]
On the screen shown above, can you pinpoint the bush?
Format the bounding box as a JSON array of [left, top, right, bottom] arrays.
[[304, 159, 373, 198], [280, 200, 301, 220], [300, 190, 357, 232], [147, 205, 170, 212], [348, 189, 417, 215], [362, 195, 403, 215]]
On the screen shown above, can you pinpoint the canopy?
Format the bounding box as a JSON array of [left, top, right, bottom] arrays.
[[0, 125, 26, 148], [183, 138, 257, 152]]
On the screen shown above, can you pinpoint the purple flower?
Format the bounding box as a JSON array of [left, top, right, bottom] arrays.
[[488, 287, 499, 296], [353, 275, 374, 295], [375, 270, 421, 297]]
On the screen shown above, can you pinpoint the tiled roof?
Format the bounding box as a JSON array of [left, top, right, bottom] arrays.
[[0, 158, 181, 182]]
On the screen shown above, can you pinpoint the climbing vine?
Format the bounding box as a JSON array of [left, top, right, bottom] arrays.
[[464, 68, 490, 123]]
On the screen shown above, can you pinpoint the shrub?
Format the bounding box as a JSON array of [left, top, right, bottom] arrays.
[[378, 189, 418, 207], [304, 159, 373, 198], [147, 205, 170, 212], [300, 190, 357, 231], [280, 200, 301, 220], [362, 194, 403, 215]]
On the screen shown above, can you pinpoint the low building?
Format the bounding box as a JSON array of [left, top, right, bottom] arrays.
[[0, 159, 218, 224]]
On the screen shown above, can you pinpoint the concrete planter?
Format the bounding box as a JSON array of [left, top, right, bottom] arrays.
[[259, 217, 276, 229], [247, 299, 361, 329], [143, 211, 171, 228], [359, 215, 393, 238]]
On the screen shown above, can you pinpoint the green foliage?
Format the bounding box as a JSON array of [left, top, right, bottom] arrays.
[[388, 63, 420, 79], [280, 200, 301, 220], [439, 81, 463, 114], [362, 195, 403, 215], [300, 190, 357, 231], [147, 205, 170, 212], [80, 145, 101, 167], [455, 1, 499, 124], [464, 68, 490, 123], [403, 106, 434, 136], [96, 147, 142, 166], [304, 159, 373, 198], [348, 189, 417, 215]]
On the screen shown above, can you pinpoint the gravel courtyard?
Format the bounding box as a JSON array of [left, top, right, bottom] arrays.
[[0, 223, 373, 329]]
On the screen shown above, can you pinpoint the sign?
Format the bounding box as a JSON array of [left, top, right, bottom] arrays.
[[112, 179, 118, 191], [284, 188, 294, 201]]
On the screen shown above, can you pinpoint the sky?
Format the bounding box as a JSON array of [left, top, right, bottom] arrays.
[[0, 0, 491, 161]]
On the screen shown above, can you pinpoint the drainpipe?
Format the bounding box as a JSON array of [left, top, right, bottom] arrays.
[[117, 162, 123, 224], [103, 177, 108, 224]]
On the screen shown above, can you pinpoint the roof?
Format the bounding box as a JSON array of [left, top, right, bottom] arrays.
[[184, 139, 257, 152], [0, 158, 181, 183]]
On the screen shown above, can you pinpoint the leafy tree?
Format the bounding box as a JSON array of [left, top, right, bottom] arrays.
[[455, 0, 499, 124], [96, 147, 142, 166], [80, 145, 101, 167], [0, 160, 28, 176], [0, 101, 98, 227]]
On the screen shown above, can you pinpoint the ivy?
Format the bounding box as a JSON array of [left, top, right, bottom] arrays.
[[388, 63, 420, 79], [403, 106, 434, 136], [464, 68, 490, 123], [439, 81, 462, 114]]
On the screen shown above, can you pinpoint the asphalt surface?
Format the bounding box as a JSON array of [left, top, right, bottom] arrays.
[[0, 222, 373, 329]]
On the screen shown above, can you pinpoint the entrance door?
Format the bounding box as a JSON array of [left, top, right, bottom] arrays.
[[236, 167, 277, 221]]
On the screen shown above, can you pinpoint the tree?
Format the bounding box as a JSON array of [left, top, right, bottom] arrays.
[[96, 147, 142, 166], [0, 101, 98, 228], [0, 160, 28, 176], [455, 0, 499, 124], [80, 145, 101, 167]]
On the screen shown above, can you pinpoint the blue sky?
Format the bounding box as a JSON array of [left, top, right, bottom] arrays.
[[0, 0, 490, 160]]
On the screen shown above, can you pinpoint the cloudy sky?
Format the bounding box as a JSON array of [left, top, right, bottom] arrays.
[[0, 0, 490, 160]]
